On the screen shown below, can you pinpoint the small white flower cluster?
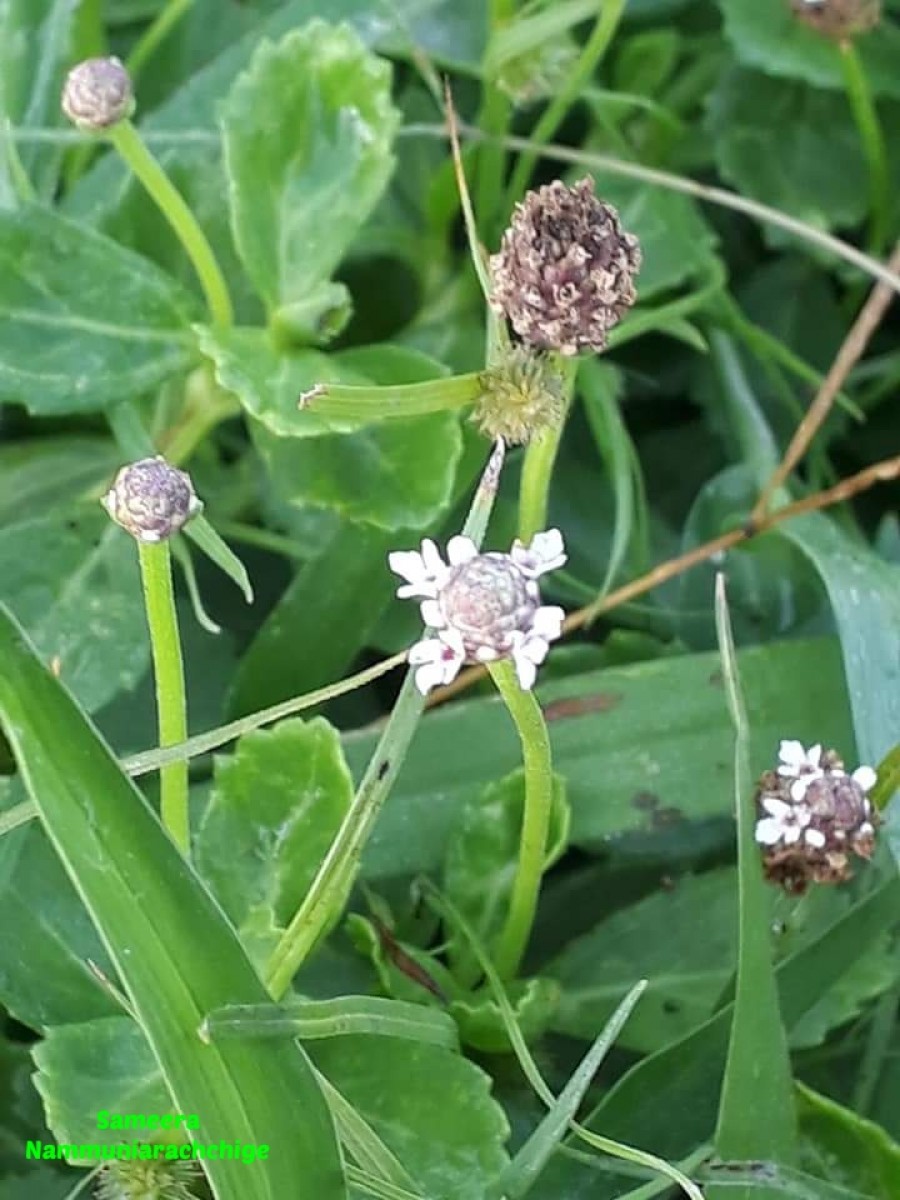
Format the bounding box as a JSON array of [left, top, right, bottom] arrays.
[[389, 529, 567, 694], [755, 739, 876, 851]]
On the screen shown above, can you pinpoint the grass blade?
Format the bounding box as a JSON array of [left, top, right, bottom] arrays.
[[0, 602, 345, 1200]]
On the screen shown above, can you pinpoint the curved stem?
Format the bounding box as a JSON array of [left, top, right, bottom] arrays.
[[264, 441, 507, 999], [840, 41, 890, 259], [138, 541, 190, 856], [518, 356, 577, 540], [108, 121, 233, 327], [489, 659, 554, 981], [505, 0, 626, 209]]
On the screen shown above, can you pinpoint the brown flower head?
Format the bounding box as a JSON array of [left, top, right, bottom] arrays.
[[62, 57, 134, 131], [490, 177, 641, 356], [789, 0, 881, 39], [102, 456, 202, 543], [755, 740, 878, 894]]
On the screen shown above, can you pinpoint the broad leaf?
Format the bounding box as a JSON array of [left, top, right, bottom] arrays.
[[0, 512, 149, 714], [221, 22, 400, 317], [0, 604, 346, 1200], [0, 206, 198, 415], [195, 717, 354, 969], [0, 437, 118, 526]]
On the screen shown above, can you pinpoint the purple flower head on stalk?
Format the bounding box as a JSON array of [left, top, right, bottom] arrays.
[[102, 456, 202, 543], [389, 529, 567, 693], [62, 57, 134, 130]]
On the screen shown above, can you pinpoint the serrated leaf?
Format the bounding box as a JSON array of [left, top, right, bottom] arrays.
[[450, 977, 561, 1054], [221, 21, 400, 315], [0, 206, 198, 415], [195, 717, 354, 969], [309, 1035, 511, 1200], [0, 604, 346, 1200], [797, 1082, 900, 1198], [0, 512, 149, 714], [444, 768, 569, 983], [32, 1016, 171, 1149], [719, 0, 900, 99]]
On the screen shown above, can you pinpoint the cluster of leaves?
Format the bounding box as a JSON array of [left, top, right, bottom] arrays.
[[0, 1, 899, 1199]]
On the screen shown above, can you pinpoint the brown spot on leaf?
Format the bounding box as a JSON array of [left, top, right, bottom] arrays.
[[544, 692, 622, 722], [708, 669, 724, 687], [632, 790, 660, 811], [651, 806, 685, 829]]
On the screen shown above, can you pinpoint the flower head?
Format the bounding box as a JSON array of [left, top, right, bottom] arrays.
[[389, 529, 566, 693], [489, 176, 641, 356], [789, 0, 881, 40], [755, 739, 879, 893], [475, 346, 567, 445], [102, 456, 202, 543], [62, 57, 134, 131]]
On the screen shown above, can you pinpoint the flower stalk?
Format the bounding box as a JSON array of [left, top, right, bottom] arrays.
[[108, 120, 233, 327], [488, 658, 554, 980], [299, 372, 483, 422], [518, 356, 577, 541], [138, 540, 191, 855], [264, 441, 507, 1000]]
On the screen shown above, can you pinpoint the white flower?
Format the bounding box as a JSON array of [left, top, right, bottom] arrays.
[[850, 765, 877, 793], [776, 739, 825, 800], [389, 529, 567, 694], [755, 795, 812, 847]]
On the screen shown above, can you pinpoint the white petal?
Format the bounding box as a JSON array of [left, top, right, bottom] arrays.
[[517, 633, 550, 666], [782, 825, 802, 845], [531, 605, 565, 641], [807, 743, 822, 769], [852, 765, 877, 792], [778, 739, 806, 771], [805, 828, 826, 849], [419, 599, 445, 629], [509, 528, 567, 577], [408, 636, 463, 692], [438, 626, 466, 657], [419, 538, 446, 577], [446, 535, 477, 566], [512, 649, 538, 690], [858, 821, 874, 837], [408, 637, 446, 666], [790, 776, 812, 803], [413, 660, 449, 694], [755, 817, 784, 846], [762, 795, 791, 819], [389, 548, 429, 585], [474, 644, 499, 662]]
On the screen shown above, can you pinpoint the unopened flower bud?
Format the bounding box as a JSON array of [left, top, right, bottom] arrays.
[[754, 739, 878, 893], [62, 57, 134, 131], [475, 347, 566, 444], [789, 0, 881, 39], [490, 177, 641, 356], [102, 457, 202, 543]]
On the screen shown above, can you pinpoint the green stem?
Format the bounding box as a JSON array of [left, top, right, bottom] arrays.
[[138, 541, 190, 856], [127, 0, 194, 79], [852, 979, 900, 1115], [488, 659, 554, 980], [303, 372, 484, 422], [505, 0, 627, 209], [263, 441, 507, 999], [840, 41, 890, 258], [108, 121, 233, 327], [518, 356, 577, 541]]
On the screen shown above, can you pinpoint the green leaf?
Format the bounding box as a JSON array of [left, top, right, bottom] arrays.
[[719, 0, 900, 98], [712, 577, 797, 1178], [547, 869, 738, 1052], [0, 436, 118, 526], [594, 174, 717, 300], [444, 768, 569, 983], [450, 977, 561, 1054], [343, 637, 854, 880], [221, 21, 400, 316], [32, 1016, 170, 1150], [228, 520, 398, 718], [0, 815, 118, 1030], [195, 717, 354, 969], [309, 1036, 510, 1200], [0, 603, 346, 1200], [0, 0, 78, 198], [0, 206, 198, 415], [0, 513, 149, 714], [797, 1082, 900, 1198], [707, 68, 871, 233]]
